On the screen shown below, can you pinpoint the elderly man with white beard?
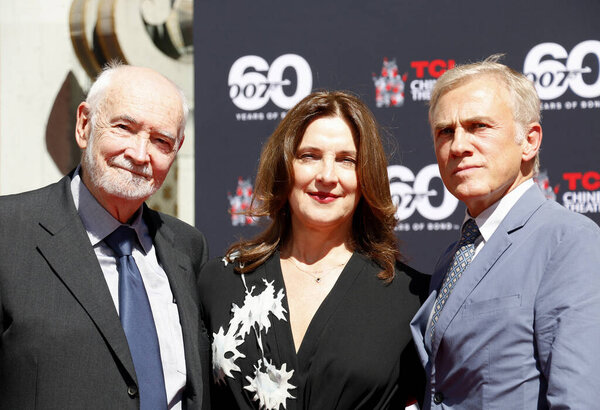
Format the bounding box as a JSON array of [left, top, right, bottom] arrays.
[[0, 63, 210, 410]]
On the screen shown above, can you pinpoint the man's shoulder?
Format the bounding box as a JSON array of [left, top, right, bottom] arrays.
[[144, 207, 208, 262], [0, 177, 68, 218], [535, 198, 600, 236], [507, 185, 600, 238], [145, 207, 204, 238]]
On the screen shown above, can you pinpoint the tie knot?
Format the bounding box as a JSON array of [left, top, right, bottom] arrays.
[[460, 218, 480, 245], [104, 225, 137, 257]]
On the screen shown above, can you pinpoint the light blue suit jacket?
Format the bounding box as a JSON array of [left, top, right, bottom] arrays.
[[411, 184, 600, 409]]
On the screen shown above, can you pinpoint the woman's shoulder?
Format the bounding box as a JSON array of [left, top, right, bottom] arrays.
[[200, 255, 236, 272], [198, 255, 239, 287], [393, 261, 431, 304], [198, 252, 275, 288]]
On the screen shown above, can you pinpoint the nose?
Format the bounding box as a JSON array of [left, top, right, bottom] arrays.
[[125, 135, 150, 164], [316, 157, 337, 185], [449, 127, 473, 157]]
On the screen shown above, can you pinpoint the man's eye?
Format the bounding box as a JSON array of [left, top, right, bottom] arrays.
[[116, 124, 130, 131], [153, 137, 174, 151]]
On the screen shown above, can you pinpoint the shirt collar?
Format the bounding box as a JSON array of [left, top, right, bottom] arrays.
[[70, 165, 152, 254], [463, 178, 534, 243]]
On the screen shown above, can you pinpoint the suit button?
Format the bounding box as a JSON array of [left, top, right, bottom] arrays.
[[127, 386, 138, 397], [433, 392, 444, 404]]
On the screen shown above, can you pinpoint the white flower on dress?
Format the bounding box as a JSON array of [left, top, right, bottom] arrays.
[[231, 279, 286, 337], [244, 358, 295, 410], [212, 326, 246, 384], [212, 261, 296, 409]]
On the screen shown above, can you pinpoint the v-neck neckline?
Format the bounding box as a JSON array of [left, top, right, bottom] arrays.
[[265, 250, 367, 374]]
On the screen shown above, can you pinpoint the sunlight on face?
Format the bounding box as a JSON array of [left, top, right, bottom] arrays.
[[81, 69, 182, 204], [288, 116, 361, 234], [431, 77, 527, 216]]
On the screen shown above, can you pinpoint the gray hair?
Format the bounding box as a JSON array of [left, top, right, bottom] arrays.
[[429, 54, 541, 173], [85, 61, 189, 143]]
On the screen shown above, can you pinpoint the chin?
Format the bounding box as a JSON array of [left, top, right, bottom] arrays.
[[102, 177, 158, 201]]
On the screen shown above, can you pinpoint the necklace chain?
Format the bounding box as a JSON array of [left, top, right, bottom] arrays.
[[288, 257, 346, 283]]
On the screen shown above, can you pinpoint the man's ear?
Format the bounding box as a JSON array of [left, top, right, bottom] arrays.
[[176, 133, 185, 152], [75, 102, 92, 149], [522, 122, 542, 162]]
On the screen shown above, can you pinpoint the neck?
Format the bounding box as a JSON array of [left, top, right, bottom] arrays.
[[80, 170, 144, 223], [282, 220, 353, 264], [103, 198, 143, 224], [467, 173, 533, 218]]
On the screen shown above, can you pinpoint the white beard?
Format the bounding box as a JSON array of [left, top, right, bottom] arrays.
[[82, 137, 160, 201]]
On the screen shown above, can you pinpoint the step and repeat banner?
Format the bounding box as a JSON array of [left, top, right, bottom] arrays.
[[194, 1, 600, 274]]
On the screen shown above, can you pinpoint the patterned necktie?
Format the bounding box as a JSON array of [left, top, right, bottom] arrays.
[[430, 219, 481, 337], [104, 225, 167, 410]]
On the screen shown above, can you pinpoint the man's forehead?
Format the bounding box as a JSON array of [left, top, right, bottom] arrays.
[[100, 77, 182, 114], [433, 77, 511, 117]]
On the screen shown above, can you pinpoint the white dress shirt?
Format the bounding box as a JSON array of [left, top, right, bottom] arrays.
[[469, 178, 534, 260], [70, 168, 186, 409]]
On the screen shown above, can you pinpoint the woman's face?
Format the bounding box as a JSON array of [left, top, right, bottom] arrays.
[[288, 116, 361, 234]]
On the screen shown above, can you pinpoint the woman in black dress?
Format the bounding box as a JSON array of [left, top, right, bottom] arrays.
[[198, 91, 428, 409]]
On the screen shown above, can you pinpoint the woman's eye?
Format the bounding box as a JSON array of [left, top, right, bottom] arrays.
[[299, 153, 317, 160]]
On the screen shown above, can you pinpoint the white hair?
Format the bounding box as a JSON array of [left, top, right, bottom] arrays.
[[429, 54, 541, 174], [85, 61, 189, 143]]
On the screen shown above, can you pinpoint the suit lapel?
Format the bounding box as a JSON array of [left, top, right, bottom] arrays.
[[35, 176, 137, 382], [147, 209, 202, 402], [429, 185, 547, 358]]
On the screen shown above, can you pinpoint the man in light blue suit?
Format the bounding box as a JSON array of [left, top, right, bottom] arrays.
[[411, 55, 600, 409]]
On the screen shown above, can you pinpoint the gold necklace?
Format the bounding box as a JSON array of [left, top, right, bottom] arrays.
[[288, 257, 346, 283]]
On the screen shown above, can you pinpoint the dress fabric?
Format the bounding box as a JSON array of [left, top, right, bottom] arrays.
[[198, 251, 427, 410]]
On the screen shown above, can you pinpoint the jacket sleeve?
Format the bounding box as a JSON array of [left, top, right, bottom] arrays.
[[534, 220, 600, 408]]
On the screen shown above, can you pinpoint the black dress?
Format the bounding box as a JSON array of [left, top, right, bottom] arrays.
[[197, 251, 428, 410]]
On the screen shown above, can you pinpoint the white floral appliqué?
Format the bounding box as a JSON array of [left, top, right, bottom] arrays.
[[212, 259, 296, 409], [231, 280, 286, 337], [244, 359, 295, 410], [212, 326, 246, 382]]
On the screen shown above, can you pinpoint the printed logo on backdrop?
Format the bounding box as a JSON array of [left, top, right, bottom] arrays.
[[524, 40, 600, 111], [534, 170, 600, 214], [228, 54, 313, 121], [562, 171, 600, 213], [534, 170, 559, 201], [388, 164, 460, 232], [372, 58, 407, 107], [228, 177, 258, 226], [409, 59, 455, 101], [373, 58, 455, 106]]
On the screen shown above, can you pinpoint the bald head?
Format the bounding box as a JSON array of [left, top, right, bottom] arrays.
[[86, 63, 189, 143]]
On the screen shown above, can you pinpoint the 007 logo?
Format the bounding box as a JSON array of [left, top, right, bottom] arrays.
[[228, 54, 312, 112]]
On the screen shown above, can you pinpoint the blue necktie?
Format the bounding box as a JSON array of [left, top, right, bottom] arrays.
[[430, 219, 481, 337], [105, 225, 167, 409]]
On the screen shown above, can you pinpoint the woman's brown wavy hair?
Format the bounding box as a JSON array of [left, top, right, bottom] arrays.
[[226, 90, 400, 280]]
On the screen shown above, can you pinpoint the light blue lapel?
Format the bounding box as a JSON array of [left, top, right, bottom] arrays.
[[429, 185, 547, 358]]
